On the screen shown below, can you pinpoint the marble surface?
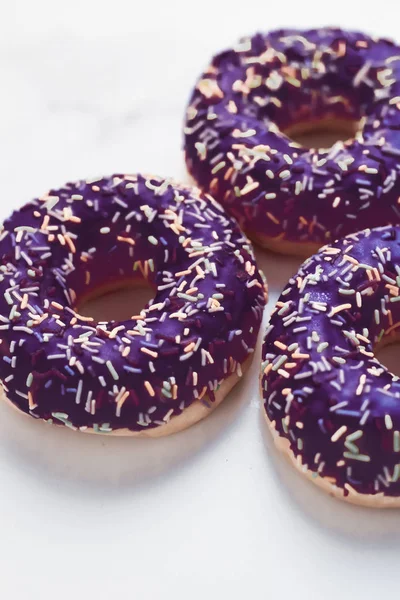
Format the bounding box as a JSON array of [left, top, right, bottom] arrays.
[[2, 2, 400, 599]]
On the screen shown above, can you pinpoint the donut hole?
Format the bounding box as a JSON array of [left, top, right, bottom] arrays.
[[283, 118, 360, 150], [62, 232, 160, 323], [375, 337, 400, 378], [77, 281, 154, 323]]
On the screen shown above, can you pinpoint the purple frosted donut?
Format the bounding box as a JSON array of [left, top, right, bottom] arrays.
[[0, 174, 266, 436], [262, 225, 400, 507], [184, 28, 400, 256]]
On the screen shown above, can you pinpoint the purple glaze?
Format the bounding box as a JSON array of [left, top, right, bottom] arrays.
[[184, 28, 400, 247], [0, 174, 266, 433], [262, 226, 400, 498]]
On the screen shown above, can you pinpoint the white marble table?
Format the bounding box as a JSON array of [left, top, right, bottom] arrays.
[[2, 3, 400, 599]]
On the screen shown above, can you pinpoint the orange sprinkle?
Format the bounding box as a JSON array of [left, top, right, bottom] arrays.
[[263, 363, 273, 376], [330, 303, 352, 316], [266, 212, 280, 225], [198, 386, 208, 400], [116, 391, 130, 416], [28, 391, 37, 410], [51, 301, 64, 311], [141, 347, 158, 359], [184, 342, 196, 353], [144, 381, 155, 396], [41, 215, 50, 231], [385, 322, 400, 336], [117, 236, 135, 246], [343, 254, 359, 265], [292, 352, 310, 360], [274, 340, 287, 350], [21, 294, 29, 310], [64, 235, 76, 254]]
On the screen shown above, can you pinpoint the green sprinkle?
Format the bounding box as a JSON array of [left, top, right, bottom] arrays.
[[79, 331, 92, 339], [26, 373, 33, 387], [377, 328, 385, 343], [317, 342, 329, 353], [392, 464, 400, 482], [394, 431, 400, 452], [344, 442, 359, 454], [99, 423, 113, 433], [344, 431, 362, 454], [385, 414, 393, 430], [4, 291, 12, 305], [346, 430, 363, 442], [343, 452, 370, 462], [51, 412, 77, 430], [148, 236, 158, 245], [211, 161, 226, 174], [177, 293, 197, 302], [272, 354, 288, 371], [344, 331, 359, 345], [390, 295, 400, 302], [52, 412, 68, 420]]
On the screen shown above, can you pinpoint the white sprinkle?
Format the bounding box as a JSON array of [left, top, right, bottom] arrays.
[[76, 379, 83, 404], [331, 425, 347, 442], [385, 414, 393, 430], [106, 360, 119, 380]]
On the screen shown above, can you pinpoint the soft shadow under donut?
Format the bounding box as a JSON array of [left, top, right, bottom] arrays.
[[258, 406, 400, 544], [0, 369, 251, 496]]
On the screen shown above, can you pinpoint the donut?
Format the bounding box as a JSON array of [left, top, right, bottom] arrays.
[[184, 27, 400, 256], [0, 174, 267, 436], [261, 225, 400, 507]]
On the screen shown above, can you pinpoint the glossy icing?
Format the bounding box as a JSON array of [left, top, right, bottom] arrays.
[[262, 226, 400, 498], [185, 28, 400, 247], [0, 174, 266, 433]]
